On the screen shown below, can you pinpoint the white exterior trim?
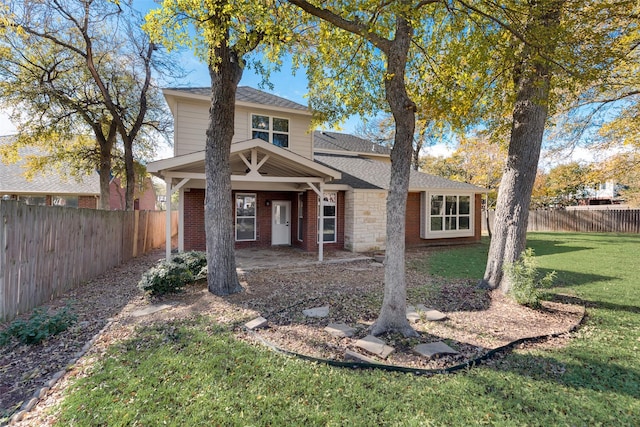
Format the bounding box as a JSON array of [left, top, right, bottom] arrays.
[[420, 191, 475, 239], [163, 89, 312, 116]]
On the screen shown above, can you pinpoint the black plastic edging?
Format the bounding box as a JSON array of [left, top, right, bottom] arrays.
[[247, 309, 586, 376]]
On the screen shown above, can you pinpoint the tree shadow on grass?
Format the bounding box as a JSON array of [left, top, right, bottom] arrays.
[[525, 239, 595, 257], [536, 268, 617, 288], [549, 294, 640, 315], [488, 351, 640, 400]]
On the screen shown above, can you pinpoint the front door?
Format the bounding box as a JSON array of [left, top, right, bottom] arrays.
[[272, 201, 291, 245]]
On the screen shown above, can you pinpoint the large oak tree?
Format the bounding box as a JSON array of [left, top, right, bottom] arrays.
[[467, 0, 635, 292], [145, 0, 296, 295], [288, 0, 501, 336], [0, 0, 172, 210]]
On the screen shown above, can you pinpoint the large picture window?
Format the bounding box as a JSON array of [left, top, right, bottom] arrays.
[[318, 192, 337, 243], [235, 193, 256, 241], [421, 193, 473, 238], [251, 114, 289, 148]]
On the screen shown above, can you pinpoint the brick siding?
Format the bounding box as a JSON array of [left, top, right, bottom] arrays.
[[405, 192, 482, 247], [182, 189, 346, 252], [183, 189, 206, 251], [78, 196, 97, 209]]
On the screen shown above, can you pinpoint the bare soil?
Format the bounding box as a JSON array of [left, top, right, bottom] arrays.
[[1, 249, 584, 425]]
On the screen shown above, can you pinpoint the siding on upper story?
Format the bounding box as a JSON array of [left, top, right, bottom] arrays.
[[172, 97, 313, 160]]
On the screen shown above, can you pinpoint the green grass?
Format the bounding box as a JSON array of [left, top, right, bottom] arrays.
[[55, 233, 640, 426]]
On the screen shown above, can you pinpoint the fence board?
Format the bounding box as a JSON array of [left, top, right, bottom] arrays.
[[0, 201, 178, 322], [483, 209, 640, 234]]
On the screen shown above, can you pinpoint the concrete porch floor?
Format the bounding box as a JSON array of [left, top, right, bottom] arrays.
[[235, 246, 372, 271]]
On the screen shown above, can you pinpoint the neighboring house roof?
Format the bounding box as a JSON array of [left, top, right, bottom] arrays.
[[315, 152, 486, 192], [163, 86, 309, 112], [314, 131, 391, 155], [0, 137, 100, 195]]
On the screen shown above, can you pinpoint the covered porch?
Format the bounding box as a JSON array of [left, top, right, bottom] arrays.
[[147, 138, 342, 262]]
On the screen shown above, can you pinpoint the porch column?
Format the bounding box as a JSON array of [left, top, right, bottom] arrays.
[[307, 182, 324, 262], [163, 176, 191, 261], [164, 177, 172, 261], [319, 182, 324, 262], [178, 187, 185, 252]]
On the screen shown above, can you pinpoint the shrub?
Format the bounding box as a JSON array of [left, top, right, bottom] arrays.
[[138, 251, 207, 296], [503, 248, 556, 308], [171, 251, 207, 273], [0, 305, 77, 346]]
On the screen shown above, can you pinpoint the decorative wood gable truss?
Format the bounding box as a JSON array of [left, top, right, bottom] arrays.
[[149, 138, 339, 189]]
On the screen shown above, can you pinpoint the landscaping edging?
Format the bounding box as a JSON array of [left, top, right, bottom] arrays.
[[8, 319, 114, 425], [246, 306, 586, 376]]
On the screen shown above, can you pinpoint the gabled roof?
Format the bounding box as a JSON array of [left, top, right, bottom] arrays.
[[316, 152, 486, 192], [163, 86, 309, 113], [0, 136, 100, 195], [148, 138, 341, 182], [314, 131, 391, 155]]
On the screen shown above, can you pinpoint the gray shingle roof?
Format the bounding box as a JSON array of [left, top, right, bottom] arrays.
[[314, 131, 391, 155], [0, 136, 100, 195], [315, 152, 485, 192], [165, 86, 308, 112]]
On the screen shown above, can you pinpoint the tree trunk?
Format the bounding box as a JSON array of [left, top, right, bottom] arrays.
[[481, 1, 563, 293], [95, 122, 117, 210], [204, 29, 243, 296], [371, 17, 418, 338], [123, 139, 135, 211], [485, 205, 492, 238], [98, 148, 111, 210]]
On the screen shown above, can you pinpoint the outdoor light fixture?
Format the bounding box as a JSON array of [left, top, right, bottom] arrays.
[[265, 200, 271, 207]]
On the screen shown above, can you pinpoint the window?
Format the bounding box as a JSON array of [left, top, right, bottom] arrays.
[[251, 114, 289, 148], [421, 193, 473, 238], [318, 192, 337, 243], [297, 193, 304, 241], [18, 196, 47, 206], [53, 196, 78, 208], [235, 193, 256, 241]]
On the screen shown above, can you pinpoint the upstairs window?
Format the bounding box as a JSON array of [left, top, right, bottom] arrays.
[[251, 114, 289, 148]]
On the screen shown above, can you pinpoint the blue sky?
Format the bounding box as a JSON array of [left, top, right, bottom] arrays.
[[0, 1, 600, 164]]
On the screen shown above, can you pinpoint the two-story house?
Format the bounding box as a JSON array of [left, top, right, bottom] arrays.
[[147, 87, 486, 260]]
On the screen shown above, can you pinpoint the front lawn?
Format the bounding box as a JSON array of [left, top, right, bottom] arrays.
[[54, 232, 640, 426]]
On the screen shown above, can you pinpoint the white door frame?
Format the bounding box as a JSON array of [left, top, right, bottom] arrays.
[[271, 200, 291, 245]]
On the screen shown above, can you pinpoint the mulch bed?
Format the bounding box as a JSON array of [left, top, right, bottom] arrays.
[[2, 249, 584, 425]]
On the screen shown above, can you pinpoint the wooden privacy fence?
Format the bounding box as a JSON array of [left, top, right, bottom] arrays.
[[0, 201, 178, 322], [483, 209, 640, 234]]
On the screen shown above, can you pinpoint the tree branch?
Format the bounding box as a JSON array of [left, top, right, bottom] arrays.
[[287, 0, 392, 52]]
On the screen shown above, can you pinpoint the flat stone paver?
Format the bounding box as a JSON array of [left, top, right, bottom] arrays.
[[131, 303, 174, 318], [302, 306, 329, 318], [325, 323, 356, 338], [245, 316, 268, 330], [415, 304, 448, 321], [355, 335, 395, 359], [414, 341, 459, 359], [406, 305, 421, 323], [344, 350, 380, 364]]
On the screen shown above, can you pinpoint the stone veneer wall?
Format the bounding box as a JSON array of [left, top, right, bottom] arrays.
[[344, 189, 388, 252]]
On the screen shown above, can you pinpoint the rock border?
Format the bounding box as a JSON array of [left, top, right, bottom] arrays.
[[8, 319, 114, 425], [245, 306, 586, 376]]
